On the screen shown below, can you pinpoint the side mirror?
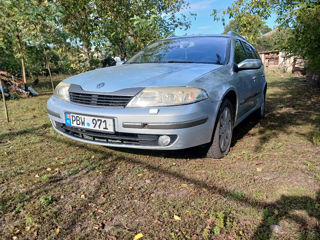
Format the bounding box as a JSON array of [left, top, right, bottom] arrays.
[[236, 59, 262, 71]]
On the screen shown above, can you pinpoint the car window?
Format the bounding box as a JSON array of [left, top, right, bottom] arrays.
[[234, 40, 246, 64], [127, 37, 229, 65], [243, 42, 257, 59]]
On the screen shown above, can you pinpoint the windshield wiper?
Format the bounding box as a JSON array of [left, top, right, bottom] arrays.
[[165, 60, 196, 63]]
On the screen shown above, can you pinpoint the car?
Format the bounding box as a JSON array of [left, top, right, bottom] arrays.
[[47, 32, 266, 158]]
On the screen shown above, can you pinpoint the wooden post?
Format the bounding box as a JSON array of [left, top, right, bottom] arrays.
[[0, 79, 9, 122]]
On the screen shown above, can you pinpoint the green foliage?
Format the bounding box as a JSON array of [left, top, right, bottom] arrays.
[[0, 0, 191, 77], [223, 16, 271, 44], [256, 28, 292, 52], [285, 3, 320, 72], [212, 0, 320, 72], [312, 133, 320, 146], [25, 215, 34, 226], [41, 174, 52, 181], [205, 210, 239, 236], [65, 169, 80, 175], [39, 196, 53, 205]]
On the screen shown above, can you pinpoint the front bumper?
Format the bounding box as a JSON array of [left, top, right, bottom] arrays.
[[47, 96, 219, 150]]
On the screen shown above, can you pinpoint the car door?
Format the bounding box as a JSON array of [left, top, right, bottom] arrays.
[[234, 40, 256, 117], [242, 42, 264, 107]]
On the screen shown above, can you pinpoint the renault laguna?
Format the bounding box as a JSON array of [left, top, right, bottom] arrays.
[[47, 32, 266, 158]]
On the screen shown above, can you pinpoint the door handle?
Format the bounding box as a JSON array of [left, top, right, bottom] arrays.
[[252, 76, 257, 81]]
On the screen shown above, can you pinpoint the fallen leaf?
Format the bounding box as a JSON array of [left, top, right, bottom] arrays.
[[47, 168, 52, 171], [97, 209, 105, 214], [12, 237, 18, 240], [181, 184, 188, 188], [35, 174, 39, 178], [134, 233, 144, 240], [60, 162, 64, 165], [256, 168, 262, 172], [33, 231, 38, 239], [25, 226, 31, 231], [55, 228, 60, 235], [80, 194, 85, 199], [137, 173, 143, 177], [174, 215, 181, 221]]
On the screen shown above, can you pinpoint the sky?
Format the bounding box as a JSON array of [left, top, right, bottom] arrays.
[[175, 0, 278, 36]]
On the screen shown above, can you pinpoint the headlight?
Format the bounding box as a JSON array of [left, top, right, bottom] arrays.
[[127, 86, 208, 107], [53, 82, 70, 102]]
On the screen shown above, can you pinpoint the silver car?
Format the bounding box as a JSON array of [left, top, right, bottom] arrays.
[[47, 32, 266, 158]]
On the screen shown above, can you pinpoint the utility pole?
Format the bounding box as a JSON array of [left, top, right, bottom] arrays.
[[0, 79, 9, 122]]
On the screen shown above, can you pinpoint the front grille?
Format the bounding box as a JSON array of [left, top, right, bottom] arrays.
[[55, 122, 177, 146], [69, 92, 133, 107]]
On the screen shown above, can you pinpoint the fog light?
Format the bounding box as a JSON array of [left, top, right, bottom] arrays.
[[158, 135, 171, 146]]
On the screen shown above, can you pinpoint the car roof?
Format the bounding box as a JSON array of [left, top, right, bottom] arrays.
[[166, 31, 249, 43]]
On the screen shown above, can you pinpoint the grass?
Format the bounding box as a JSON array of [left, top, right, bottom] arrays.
[[0, 69, 319, 239]]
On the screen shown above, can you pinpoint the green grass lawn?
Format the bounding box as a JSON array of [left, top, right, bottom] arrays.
[[0, 69, 319, 239]]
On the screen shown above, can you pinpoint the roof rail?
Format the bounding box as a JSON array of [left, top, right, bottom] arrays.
[[166, 34, 177, 39], [227, 31, 247, 41]]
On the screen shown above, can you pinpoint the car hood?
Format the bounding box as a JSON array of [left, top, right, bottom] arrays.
[[64, 63, 222, 93]]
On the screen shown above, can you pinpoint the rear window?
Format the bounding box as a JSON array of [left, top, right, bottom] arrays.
[[127, 37, 229, 65], [243, 42, 258, 59]]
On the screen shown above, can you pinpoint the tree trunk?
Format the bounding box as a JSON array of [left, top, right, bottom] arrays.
[[42, 47, 54, 92], [118, 40, 127, 61], [16, 33, 27, 84], [82, 41, 91, 69], [0, 80, 9, 122], [47, 61, 54, 92]]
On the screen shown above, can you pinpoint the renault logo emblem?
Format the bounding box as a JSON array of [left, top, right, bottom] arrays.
[[96, 82, 105, 89]]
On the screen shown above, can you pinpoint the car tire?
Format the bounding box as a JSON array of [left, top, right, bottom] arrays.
[[206, 99, 234, 159], [255, 89, 266, 119]]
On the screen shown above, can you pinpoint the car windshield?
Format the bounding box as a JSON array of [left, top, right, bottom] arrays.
[[126, 37, 229, 65]]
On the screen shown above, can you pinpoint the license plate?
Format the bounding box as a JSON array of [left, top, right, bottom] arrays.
[[65, 113, 114, 133]]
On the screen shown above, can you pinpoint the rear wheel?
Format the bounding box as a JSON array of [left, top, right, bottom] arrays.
[[255, 89, 266, 119], [206, 99, 234, 159]]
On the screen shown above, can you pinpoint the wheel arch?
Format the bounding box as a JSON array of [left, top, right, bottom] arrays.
[[209, 89, 237, 143], [221, 89, 237, 121]]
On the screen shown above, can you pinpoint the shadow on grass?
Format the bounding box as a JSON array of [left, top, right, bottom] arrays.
[[108, 146, 207, 159], [1, 130, 319, 239], [35, 134, 320, 239], [253, 77, 320, 151], [0, 123, 51, 139]]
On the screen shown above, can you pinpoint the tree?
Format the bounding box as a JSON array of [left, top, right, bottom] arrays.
[[97, 0, 190, 59], [0, 0, 61, 84], [255, 28, 291, 52], [223, 16, 272, 44], [0, 0, 192, 78], [212, 0, 320, 72]]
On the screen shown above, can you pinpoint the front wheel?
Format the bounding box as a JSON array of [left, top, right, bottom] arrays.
[[206, 99, 234, 159]]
